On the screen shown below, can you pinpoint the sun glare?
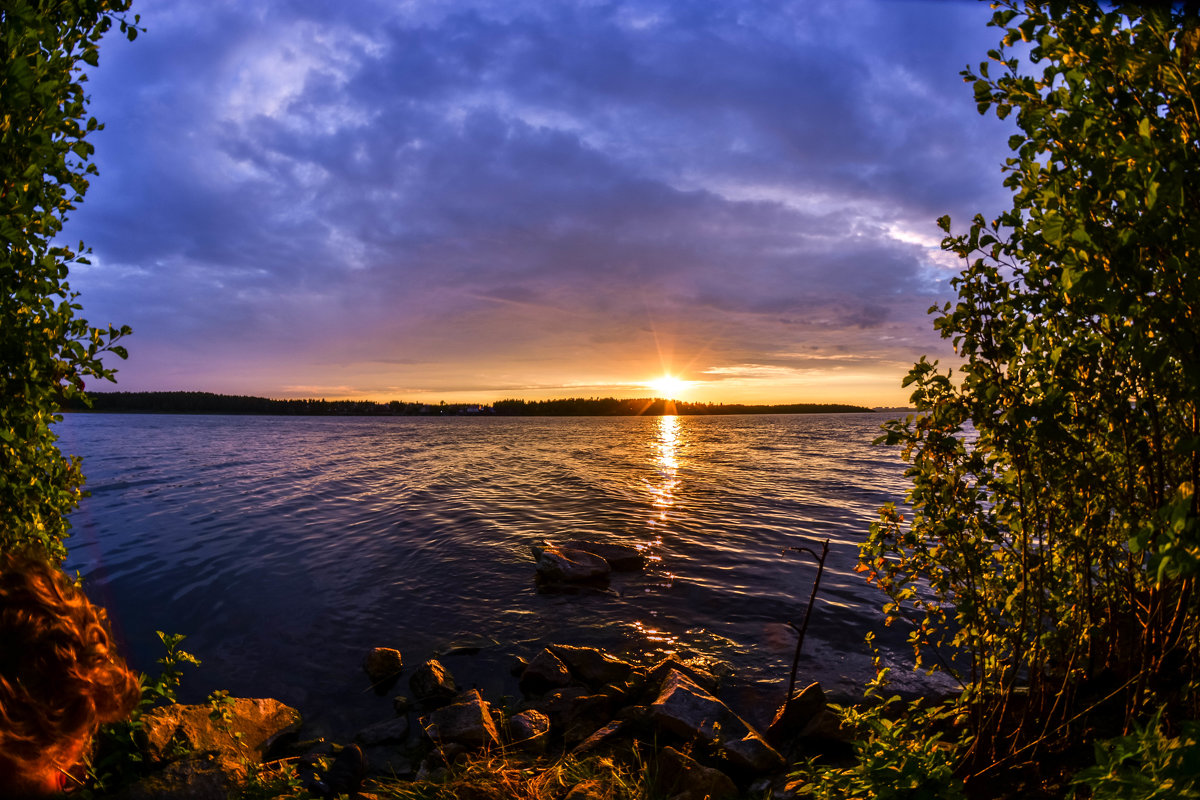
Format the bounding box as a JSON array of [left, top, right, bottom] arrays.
[[647, 375, 689, 399]]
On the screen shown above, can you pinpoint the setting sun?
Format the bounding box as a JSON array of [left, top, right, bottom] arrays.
[[647, 375, 690, 399]]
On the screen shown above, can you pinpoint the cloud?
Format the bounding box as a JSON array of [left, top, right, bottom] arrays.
[[64, 0, 1013, 403]]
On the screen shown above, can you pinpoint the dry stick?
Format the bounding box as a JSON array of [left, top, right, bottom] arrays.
[[784, 538, 830, 701]]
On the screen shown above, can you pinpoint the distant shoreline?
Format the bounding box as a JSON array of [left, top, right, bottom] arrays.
[[63, 391, 888, 417]]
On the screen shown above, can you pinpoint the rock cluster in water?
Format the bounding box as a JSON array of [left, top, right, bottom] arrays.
[[118, 640, 853, 800]]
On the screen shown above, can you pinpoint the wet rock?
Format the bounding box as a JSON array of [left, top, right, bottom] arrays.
[[363, 647, 404, 685], [653, 745, 739, 800], [767, 682, 826, 746], [410, 658, 459, 708], [507, 709, 551, 753], [648, 670, 782, 774], [354, 716, 410, 746], [421, 689, 501, 749], [561, 540, 647, 571], [141, 697, 301, 767], [645, 658, 720, 696], [549, 644, 635, 687], [535, 546, 611, 584], [520, 648, 573, 695]]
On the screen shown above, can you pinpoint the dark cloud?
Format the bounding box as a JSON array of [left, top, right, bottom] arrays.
[[65, 0, 1012, 403]]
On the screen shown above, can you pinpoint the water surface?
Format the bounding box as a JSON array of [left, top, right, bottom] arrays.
[[58, 412, 933, 736]]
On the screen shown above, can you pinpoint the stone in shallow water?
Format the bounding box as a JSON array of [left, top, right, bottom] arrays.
[[363, 646, 403, 685], [561, 539, 647, 571], [535, 546, 612, 583], [410, 657, 459, 707]]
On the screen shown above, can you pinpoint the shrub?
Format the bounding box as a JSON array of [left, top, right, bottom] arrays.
[[862, 0, 1200, 782]]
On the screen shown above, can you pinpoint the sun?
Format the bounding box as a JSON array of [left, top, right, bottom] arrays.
[[647, 375, 689, 399]]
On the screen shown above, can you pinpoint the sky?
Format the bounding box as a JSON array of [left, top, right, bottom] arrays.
[[65, 0, 1016, 406]]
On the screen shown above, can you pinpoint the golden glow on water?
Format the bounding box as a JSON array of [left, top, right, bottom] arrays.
[[649, 415, 680, 520]]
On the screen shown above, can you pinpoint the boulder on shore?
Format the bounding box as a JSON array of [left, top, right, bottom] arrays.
[[653, 745, 739, 800], [141, 697, 301, 767], [767, 681, 826, 746], [520, 648, 574, 694], [648, 669, 783, 774], [549, 644, 635, 687], [126, 697, 302, 800], [421, 689, 501, 749]]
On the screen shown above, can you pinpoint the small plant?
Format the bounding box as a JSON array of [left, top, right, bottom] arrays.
[[1070, 710, 1200, 800], [789, 664, 966, 800], [78, 631, 201, 796]]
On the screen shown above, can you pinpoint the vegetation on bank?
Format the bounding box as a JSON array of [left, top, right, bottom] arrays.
[[64, 390, 873, 416], [835, 2, 1200, 798]]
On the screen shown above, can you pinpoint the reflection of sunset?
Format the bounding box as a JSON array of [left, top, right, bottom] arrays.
[[649, 415, 680, 520]]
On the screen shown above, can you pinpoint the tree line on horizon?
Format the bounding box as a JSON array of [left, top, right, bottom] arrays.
[[63, 391, 873, 417]]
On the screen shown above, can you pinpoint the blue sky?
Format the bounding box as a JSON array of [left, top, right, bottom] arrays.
[[66, 0, 1014, 405]]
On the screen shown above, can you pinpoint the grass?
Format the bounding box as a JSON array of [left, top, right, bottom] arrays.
[[239, 746, 674, 800]]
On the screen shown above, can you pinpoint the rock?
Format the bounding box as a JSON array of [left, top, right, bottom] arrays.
[[721, 734, 787, 775], [549, 644, 635, 687], [363, 647, 404, 685], [519, 648, 573, 694], [648, 670, 783, 774], [767, 682, 826, 746], [645, 658, 721, 696], [421, 689, 501, 749], [118, 755, 236, 800], [561, 540, 647, 571], [393, 695, 412, 715], [141, 697, 302, 768], [562, 694, 614, 745], [570, 720, 626, 755], [653, 745, 739, 800], [354, 716, 410, 746], [506, 709, 551, 753], [535, 547, 611, 584], [527, 685, 591, 728], [410, 658, 459, 707]]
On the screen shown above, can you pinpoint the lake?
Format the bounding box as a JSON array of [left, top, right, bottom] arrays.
[[57, 411, 936, 738]]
